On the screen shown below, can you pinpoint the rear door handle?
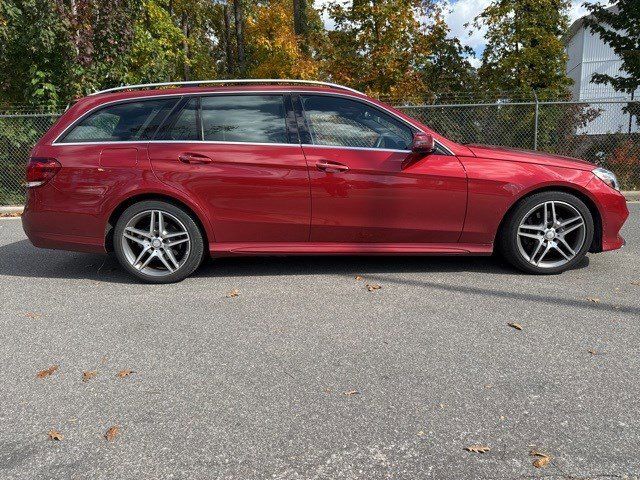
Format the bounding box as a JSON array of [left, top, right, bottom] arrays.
[[316, 160, 349, 173], [178, 152, 212, 164]]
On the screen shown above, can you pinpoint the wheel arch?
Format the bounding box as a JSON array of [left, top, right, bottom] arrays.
[[496, 185, 603, 253], [105, 193, 211, 253]]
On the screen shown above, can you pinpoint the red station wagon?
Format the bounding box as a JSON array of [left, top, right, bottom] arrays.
[[22, 80, 629, 283]]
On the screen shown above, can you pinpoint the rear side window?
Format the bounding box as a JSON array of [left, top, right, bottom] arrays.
[[59, 98, 178, 143], [200, 95, 288, 144], [301, 95, 413, 150], [156, 98, 199, 141]]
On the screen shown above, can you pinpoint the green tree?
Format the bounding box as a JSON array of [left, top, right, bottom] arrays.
[[125, 0, 188, 83], [471, 0, 573, 99], [417, 11, 478, 101], [0, 0, 76, 108], [56, 0, 143, 94], [583, 1, 640, 126], [324, 0, 444, 102]]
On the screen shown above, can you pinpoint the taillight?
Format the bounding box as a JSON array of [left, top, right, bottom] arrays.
[[26, 157, 61, 188]]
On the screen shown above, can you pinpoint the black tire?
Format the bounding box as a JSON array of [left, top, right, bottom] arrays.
[[113, 200, 204, 283], [498, 191, 594, 274]]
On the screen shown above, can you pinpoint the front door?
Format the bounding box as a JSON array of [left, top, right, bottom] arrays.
[[295, 94, 467, 244], [149, 94, 310, 243]]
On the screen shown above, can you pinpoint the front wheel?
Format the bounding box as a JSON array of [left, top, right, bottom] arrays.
[[113, 200, 204, 283], [499, 191, 594, 274]]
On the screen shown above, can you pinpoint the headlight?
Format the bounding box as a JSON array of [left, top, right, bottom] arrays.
[[592, 167, 620, 191]]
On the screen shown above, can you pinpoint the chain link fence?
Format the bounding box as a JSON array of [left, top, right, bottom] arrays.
[[398, 99, 640, 190], [0, 112, 62, 205], [1, 100, 638, 205]]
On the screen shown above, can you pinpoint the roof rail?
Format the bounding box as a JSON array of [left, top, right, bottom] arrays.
[[90, 79, 364, 96]]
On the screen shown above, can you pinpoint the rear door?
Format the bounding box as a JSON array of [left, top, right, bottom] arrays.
[[148, 94, 311, 243]]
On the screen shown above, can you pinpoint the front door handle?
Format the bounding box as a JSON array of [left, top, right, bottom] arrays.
[[178, 152, 213, 164], [316, 160, 349, 173]]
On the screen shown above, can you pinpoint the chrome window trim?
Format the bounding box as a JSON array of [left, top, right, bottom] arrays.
[[300, 144, 411, 154], [51, 89, 454, 155], [52, 140, 409, 152]]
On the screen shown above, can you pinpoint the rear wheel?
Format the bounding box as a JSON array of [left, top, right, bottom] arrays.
[[113, 200, 204, 283], [499, 191, 594, 274]]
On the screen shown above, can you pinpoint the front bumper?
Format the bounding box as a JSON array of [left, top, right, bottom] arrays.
[[585, 176, 629, 252]]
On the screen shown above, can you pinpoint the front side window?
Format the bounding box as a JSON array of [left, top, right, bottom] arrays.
[[200, 95, 288, 144], [301, 95, 413, 150], [60, 98, 178, 143]]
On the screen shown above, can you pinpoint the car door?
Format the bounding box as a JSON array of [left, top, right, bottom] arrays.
[[148, 94, 310, 244], [295, 94, 467, 244]]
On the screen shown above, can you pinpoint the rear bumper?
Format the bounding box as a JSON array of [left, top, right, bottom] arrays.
[[585, 176, 629, 252], [21, 187, 106, 254]]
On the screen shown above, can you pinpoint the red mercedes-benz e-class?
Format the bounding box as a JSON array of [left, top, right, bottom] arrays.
[[22, 80, 629, 283]]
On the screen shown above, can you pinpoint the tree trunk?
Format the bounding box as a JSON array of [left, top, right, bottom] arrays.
[[293, 0, 308, 55], [223, 3, 235, 75], [181, 12, 190, 81], [233, 0, 246, 74]]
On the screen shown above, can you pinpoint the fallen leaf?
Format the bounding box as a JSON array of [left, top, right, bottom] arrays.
[[324, 388, 332, 394], [366, 284, 381, 292], [355, 275, 363, 281], [104, 426, 120, 441], [47, 429, 63, 441], [82, 370, 97, 382], [533, 456, 551, 468], [484, 384, 493, 389], [226, 289, 240, 298], [417, 430, 426, 436], [25, 312, 41, 319], [587, 297, 600, 304], [465, 445, 490, 453], [100, 356, 108, 365], [0, 212, 21, 218], [508, 322, 523, 331], [37, 365, 59, 379], [116, 369, 134, 378], [343, 389, 359, 396], [530, 450, 551, 468], [630, 281, 640, 286]]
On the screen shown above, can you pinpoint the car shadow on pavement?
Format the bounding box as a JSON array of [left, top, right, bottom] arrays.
[[0, 239, 137, 284], [1, 238, 517, 282], [1, 237, 611, 308]]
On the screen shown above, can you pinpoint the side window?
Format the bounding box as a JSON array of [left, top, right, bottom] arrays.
[[156, 98, 199, 141], [200, 95, 288, 144], [60, 98, 178, 143], [301, 95, 413, 150]]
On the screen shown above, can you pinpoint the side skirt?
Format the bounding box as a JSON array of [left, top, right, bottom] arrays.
[[209, 242, 493, 257]]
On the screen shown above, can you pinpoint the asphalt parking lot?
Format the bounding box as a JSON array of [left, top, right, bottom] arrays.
[[1, 204, 639, 479]]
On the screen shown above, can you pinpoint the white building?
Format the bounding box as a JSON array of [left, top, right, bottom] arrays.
[[564, 6, 638, 133]]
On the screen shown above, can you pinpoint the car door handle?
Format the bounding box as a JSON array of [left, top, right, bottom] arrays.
[[316, 160, 349, 173], [178, 153, 212, 164]]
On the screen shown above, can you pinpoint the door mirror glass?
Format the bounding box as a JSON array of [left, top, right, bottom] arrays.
[[411, 132, 435, 154]]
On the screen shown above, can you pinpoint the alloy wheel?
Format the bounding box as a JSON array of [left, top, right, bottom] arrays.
[[120, 210, 191, 277], [516, 201, 586, 269]]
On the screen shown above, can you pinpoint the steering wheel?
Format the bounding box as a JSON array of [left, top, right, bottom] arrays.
[[374, 134, 386, 149]]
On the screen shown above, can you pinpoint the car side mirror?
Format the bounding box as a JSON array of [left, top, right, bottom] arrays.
[[411, 132, 435, 154]]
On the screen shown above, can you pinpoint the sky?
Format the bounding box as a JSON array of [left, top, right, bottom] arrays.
[[315, 0, 594, 68]]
